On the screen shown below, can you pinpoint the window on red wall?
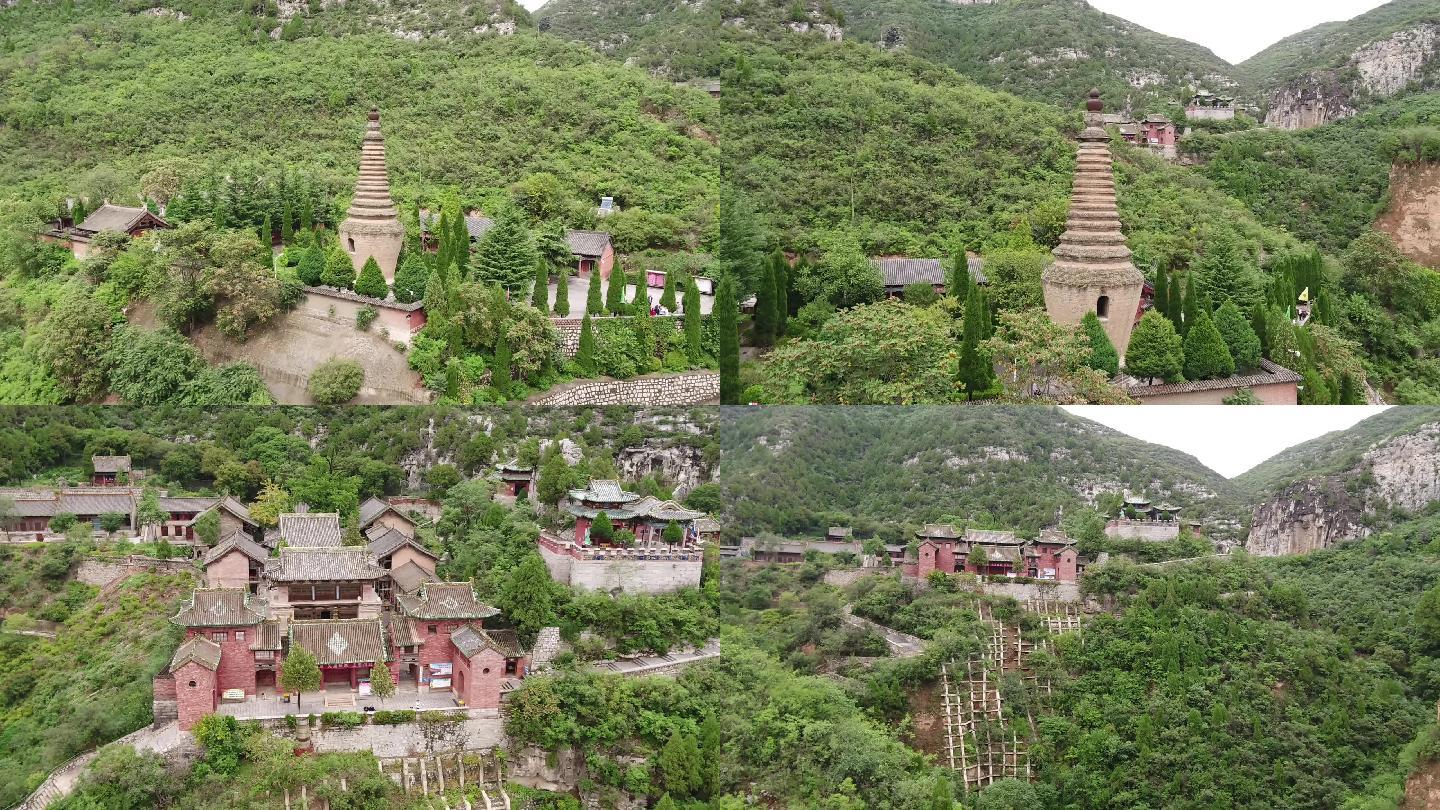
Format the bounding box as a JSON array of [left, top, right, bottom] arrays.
[[236, 630, 245, 641], [211, 632, 228, 642], [428, 625, 438, 635]]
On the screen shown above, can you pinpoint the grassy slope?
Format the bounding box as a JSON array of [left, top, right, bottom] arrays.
[[0, 4, 718, 235], [0, 562, 192, 806]]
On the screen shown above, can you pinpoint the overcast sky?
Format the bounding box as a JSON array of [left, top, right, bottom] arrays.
[[1063, 406, 1389, 478], [1088, 0, 1392, 63]]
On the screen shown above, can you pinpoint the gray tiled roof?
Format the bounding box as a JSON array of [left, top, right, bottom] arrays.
[[568, 480, 640, 504], [917, 523, 962, 540], [76, 205, 164, 234], [278, 513, 344, 548], [168, 636, 222, 672], [358, 497, 389, 528], [267, 548, 384, 581], [91, 455, 132, 473], [202, 532, 271, 566], [60, 492, 135, 516], [367, 527, 437, 561], [451, 625, 525, 659], [1127, 359, 1303, 398], [160, 496, 221, 514], [694, 517, 721, 533], [290, 618, 388, 666], [966, 529, 1023, 545], [251, 620, 285, 651], [397, 582, 500, 620], [389, 560, 435, 595], [565, 229, 611, 258], [384, 611, 420, 647], [172, 589, 267, 627], [872, 257, 987, 288], [627, 496, 706, 522]]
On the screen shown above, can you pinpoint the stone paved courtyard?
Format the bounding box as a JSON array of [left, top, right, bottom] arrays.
[[216, 682, 462, 720]]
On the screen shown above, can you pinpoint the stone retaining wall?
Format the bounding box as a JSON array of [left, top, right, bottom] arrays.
[[75, 556, 194, 588], [552, 316, 687, 358], [974, 581, 1082, 602], [528, 371, 719, 407], [539, 544, 703, 594]]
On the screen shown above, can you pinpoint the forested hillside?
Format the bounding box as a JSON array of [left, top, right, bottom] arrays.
[[719, 406, 1236, 539], [827, 0, 1241, 112], [535, 0, 725, 80], [716, 514, 1440, 808]]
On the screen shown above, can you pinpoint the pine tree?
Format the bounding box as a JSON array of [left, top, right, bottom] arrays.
[[718, 277, 741, 404], [576, 314, 598, 376], [497, 555, 559, 641], [655, 795, 678, 810], [957, 284, 993, 400], [1182, 309, 1236, 381], [393, 253, 428, 304], [471, 206, 540, 296], [1181, 275, 1199, 336], [1126, 310, 1184, 383], [1213, 300, 1261, 371], [322, 248, 355, 290], [354, 256, 389, 299], [605, 267, 626, 314], [531, 259, 550, 313], [300, 197, 315, 232], [1152, 265, 1169, 319], [586, 267, 603, 314], [1338, 372, 1362, 405], [493, 331, 513, 395], [698, 713, 720, 798], [630, 269, 648, 311], [590, 511, 615, 544], [658, 730, 702, 799], [683, 276, 703, 364], [297, 245, 324, 286], [1300, 366, 1332, 405], [259, 214, 272, 247], [553, 262, 571, 317], [753, 255, 777, 347], [1081, 311, 1120, 376], [929, 772, 955, 810], [659, 269, 678, 311]]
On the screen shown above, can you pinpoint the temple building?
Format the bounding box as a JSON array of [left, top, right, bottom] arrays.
[[90, 455, 131, 486], [1107, 496, 1201, 541], [157, 510, 528, 730], [495, 460, 535, 499], [1043, 90, 1147, 360], [537, 480, 711, 594], [1186, 92, 1236, 122], [871, 256, 988, 298], [338, 108, 406, 284], [1100, 113, 1178, 159], [42, 204, 172, 260], [909, 525, 1088, 583], [0, 485, 258, 543]]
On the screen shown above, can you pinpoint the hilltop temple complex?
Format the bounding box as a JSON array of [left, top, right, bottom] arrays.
[[907, 525, 1090, 584]]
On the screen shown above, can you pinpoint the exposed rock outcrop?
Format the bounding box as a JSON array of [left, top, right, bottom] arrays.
[[1263, 75, 1358, 130], [1376, 162, 1440, 269], [1263, 24, 1440, 130], [1247, 423, 1440, 556], [615, 440, 715, 497]]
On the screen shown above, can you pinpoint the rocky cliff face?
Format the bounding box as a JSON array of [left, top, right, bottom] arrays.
[[1263, 24, 1440, 130], [1377, 162, 1440, 269], [1246, 423, 1440, 555], [615, 440, 715, 497]]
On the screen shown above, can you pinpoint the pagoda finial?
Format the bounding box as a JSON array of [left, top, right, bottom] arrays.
[[368, 106, 380, 122], [1086, 89, 1103, 113]]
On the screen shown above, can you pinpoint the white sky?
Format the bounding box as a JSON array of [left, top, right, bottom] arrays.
[[1063, 406, 1389, 478], [1088, 0, 1392, 64], [521, 0, 547, 10]]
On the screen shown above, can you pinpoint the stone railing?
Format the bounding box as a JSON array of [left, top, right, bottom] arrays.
[[527, 370, 719, 407]]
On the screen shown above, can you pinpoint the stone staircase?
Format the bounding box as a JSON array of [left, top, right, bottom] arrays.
[[528, 627, 564, 672]]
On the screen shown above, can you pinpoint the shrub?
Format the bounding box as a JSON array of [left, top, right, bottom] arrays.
[[372, 709, 417, 725], [356, 306, 378, 331], [308, 358, 364, 405], [321, 711, 365, 728]]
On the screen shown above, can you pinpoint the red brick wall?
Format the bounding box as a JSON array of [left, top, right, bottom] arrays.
[[599, 245, 615, 281], [174, 661, 217, 731], [917, 540, 957, 578], [186, 626, 258, 696], [454, 648, 507, 709], [413, 619, 466, 683]]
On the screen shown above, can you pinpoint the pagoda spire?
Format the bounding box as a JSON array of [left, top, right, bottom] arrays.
[[1042, 90, 1146, 360], [338, 107, 405, 286]]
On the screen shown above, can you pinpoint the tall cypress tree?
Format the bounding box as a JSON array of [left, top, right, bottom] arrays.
[[493, 331, 513, 395], [717, 277, 741, 404], [393, 253, 428, 304], [576, 314, 597, 376], [553, 262, 571, 317], [684, 276, 703, 364], [297, 245, 324, 286], [605, 268, 627, 314], [1182, 309, 1236, 381], [1180, 275, 1199, 336], [773, 257, 788, 338], [630, 269, 648, 311], [957, 284, 993, 400], [1250, 302, 1271, 359], [1166, 271, 1183, 326], [1152, 265, 1168, 320], [949, 252, 972, 304], [1081, 311, 1119, 376], [322, 248, 355, 290], [281, 200, 294, 244], [659, 270, 678, 312], [531, 259, 550, 313], [300, 197, 314, 232], [753, 257, 777, 347], [259, 214, 272, 247], [471, 205, 540, 296], [586, 268, 603, 314]]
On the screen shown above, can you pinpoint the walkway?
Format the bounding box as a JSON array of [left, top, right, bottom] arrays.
[[216, 683, 460, 720], [10, 722, 182, 810], [841, 605, 926, 657], [590, 639, 720, 676]]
